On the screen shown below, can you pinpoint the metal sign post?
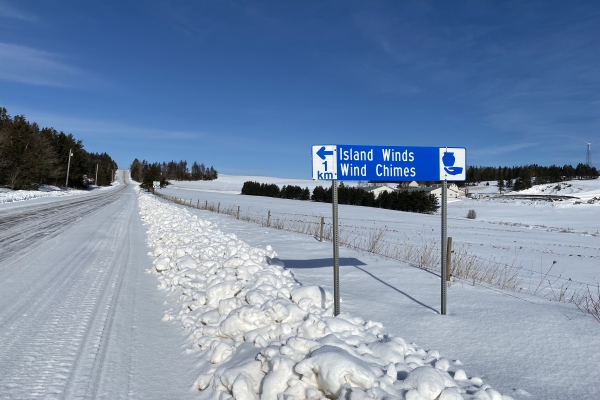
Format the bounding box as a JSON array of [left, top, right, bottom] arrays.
[[332, 180, 340, 316], [441, 180, 447, 315]]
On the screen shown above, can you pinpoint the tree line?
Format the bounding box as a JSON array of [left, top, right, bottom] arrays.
[[130, 159, 218, 190], [466, 164, 598, 187], [241, 181, 310, 200], [312, 183, 439, 213], [241, 181, 439, 214], [0, 108, 117, 189]]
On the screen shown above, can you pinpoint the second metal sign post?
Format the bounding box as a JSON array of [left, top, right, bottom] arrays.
[[332, 179, 340, 316]]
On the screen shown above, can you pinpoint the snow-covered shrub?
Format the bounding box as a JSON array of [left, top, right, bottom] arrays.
[[576, 284, 600, 323]]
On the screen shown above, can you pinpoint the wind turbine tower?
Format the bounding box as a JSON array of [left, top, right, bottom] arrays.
[[586, 143, 592, 167]]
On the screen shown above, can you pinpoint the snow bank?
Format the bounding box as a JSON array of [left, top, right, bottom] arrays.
[[517, 180, 600, 197], [0, 180, 121, 205], [0, 187, 89, 203], [139, 194, 512, 399]]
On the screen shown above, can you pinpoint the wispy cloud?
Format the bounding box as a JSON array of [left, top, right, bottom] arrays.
[[155, 1, 222, 39], [474, 142, 538, 156], [4, 107, 296, 156], [0, 1, 37, 22], [0, 42, 104, 87], [167, 131, 203, 140], [1, 107, 217, 143]]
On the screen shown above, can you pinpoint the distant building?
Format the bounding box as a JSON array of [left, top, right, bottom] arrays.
[[398, 181, 420, 189], [364, 181, 399, 188], [407, 183, 465, 199], [363, 185, 397, 197]]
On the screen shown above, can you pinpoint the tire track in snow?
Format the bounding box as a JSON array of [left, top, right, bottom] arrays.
[[74, 198, 135, 399], [65, 193, 133, 398], [0, 184, 126, 265], [0, 219, 112, 356], [0, 186, 137, 398], [0, 229, 115, 397], [0, 185, 126, 338]]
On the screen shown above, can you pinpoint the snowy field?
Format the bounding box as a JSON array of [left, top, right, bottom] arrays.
[[161, 178, 600, 291], [154, 175, 600, 399]]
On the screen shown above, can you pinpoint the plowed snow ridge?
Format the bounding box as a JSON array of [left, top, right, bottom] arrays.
[[140, 193, 513, 399]]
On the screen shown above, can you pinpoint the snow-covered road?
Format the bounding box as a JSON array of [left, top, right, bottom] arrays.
[[0, 182, 125, 264], [0, 173, 197, 399]]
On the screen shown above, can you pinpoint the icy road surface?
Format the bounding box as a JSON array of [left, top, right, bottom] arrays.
[[0, 172, 197, 399], [0, 184, 126, 264]]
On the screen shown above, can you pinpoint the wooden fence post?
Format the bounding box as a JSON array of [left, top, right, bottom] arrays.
[[320, 216, 324, 242], [197, 199, 200, 208], [205, 200, 208, 210], [267, 211, 271, 227], [218, 202, 220, 213], [237, 206, 240, 220], [446, 237, 453, 281]]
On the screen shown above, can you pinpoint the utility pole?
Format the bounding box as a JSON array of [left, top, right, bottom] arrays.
[[65, 149, 73, 188], [95, 164, 98, 185]]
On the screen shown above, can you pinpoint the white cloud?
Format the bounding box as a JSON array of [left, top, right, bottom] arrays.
[[0, 42, 101, 87], [0, 1, 37, 22]]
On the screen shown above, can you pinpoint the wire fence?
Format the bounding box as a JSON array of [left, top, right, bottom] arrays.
[[153, 192, 600, 317]]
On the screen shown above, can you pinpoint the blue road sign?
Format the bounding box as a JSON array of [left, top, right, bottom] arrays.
[[312, 145, 466, 181]]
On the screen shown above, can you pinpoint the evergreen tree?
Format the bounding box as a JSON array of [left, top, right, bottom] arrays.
[[141, 164, 163, 190], [130, 159, 218, 184], [497, 179, 505, 193], [130, 159, 143, 182], [0, 108, 117, 189]]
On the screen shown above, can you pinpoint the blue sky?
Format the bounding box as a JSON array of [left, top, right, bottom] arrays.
[[1, 0, 598, 178]]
